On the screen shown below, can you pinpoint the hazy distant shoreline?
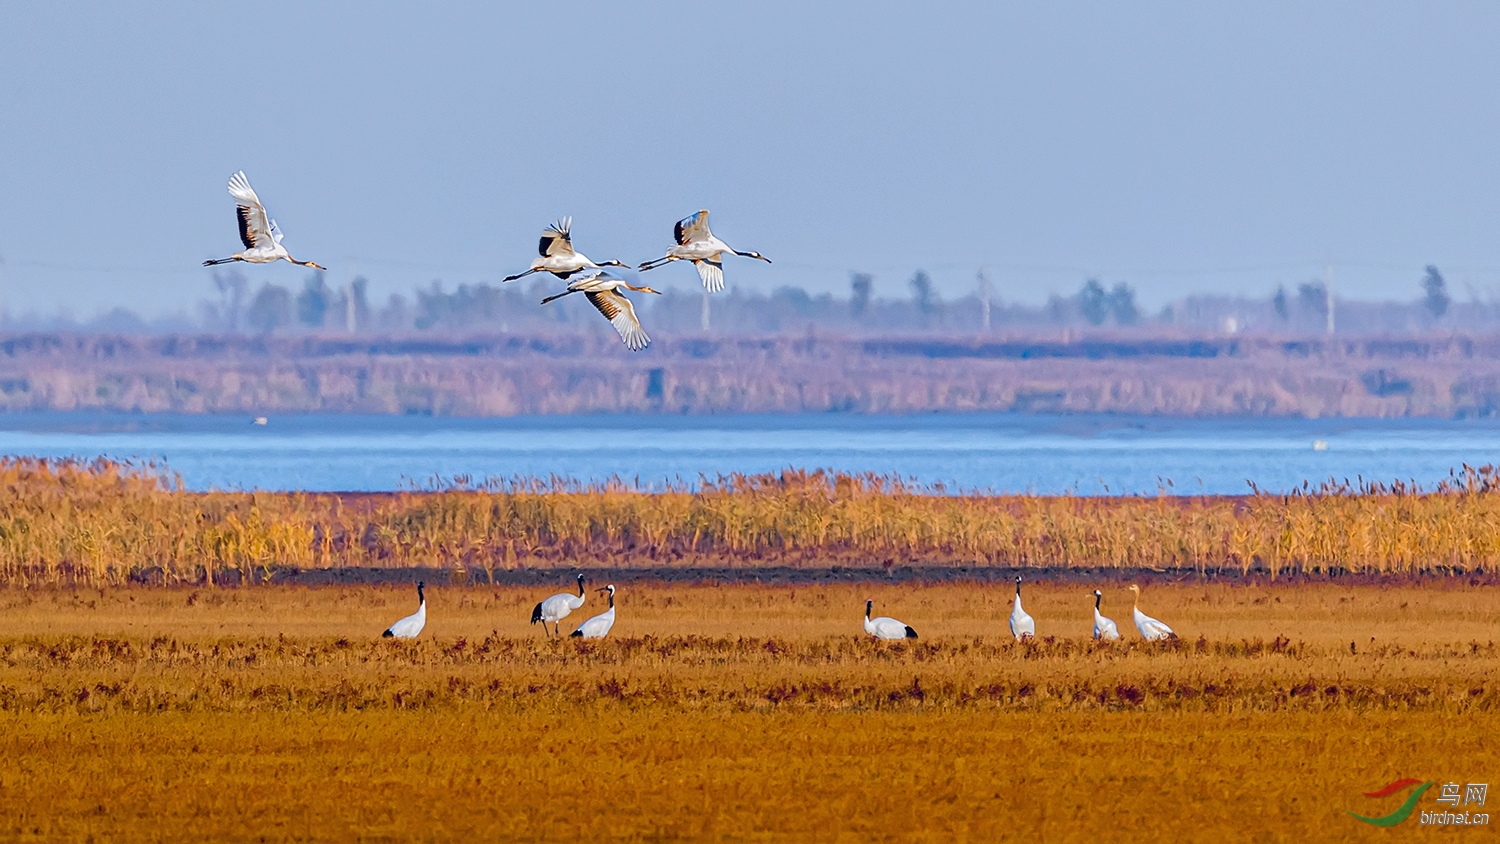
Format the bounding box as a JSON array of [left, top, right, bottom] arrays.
[[1, 330, 1499, 418]]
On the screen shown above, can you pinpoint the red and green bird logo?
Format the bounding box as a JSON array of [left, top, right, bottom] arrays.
[[1348, 779, 1433, 827]]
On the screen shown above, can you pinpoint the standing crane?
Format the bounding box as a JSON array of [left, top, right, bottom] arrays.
[[203, 171, 326, 270], [531, 573, 588, 638], [540, 269, 659, 351], [1009, 576, 1036, 641], [1129, 584, 1176, 641], [382, 581, 427, 639], [504, 217, 627, 282], [863, 599, 918, 640], [1092, 589, 1120, 641], [637, 209, 770, 292], [570, 585, 617, 639]]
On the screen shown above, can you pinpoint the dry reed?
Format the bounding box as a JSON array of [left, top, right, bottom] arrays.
[[0, 582, 1494, 840], [4, 457, 1500, 585]]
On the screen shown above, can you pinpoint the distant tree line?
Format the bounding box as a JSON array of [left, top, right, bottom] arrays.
[[5, 264, 1489, 337]]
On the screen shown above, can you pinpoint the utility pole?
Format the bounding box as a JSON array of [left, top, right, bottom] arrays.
[[977, 267, 992, 332], [700, 288, 710, 332], [1324, 263, 1335, 336], [344, 259, 358, 334]]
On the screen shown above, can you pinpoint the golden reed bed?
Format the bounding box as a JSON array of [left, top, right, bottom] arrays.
[[2, 457, 1499, 585], [0, 581, 1494, 840]]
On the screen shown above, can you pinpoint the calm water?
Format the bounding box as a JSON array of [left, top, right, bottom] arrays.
[[0, 412, 1495, 495]]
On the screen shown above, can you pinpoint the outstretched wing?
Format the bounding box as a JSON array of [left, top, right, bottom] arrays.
[[540, 217, 575, 257], [673, 209, 710, 245], [694, 258, 724, 292], [585, 288, 650, 351], [227, 171, 274, 250]]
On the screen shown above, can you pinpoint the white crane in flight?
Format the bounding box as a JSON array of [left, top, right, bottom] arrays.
[[203, 171, 326, 270], [540, 269, 659, 351], [637, 209, 770, 292], [504, 217, 627, 282]]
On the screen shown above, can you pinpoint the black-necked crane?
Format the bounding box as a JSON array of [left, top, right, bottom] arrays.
[[203, 171, 326, 270], [1009, 576, 1036, 641], [503, 217, 627, 282], [1129, 584, 1176, 641], [531, 573, 587, 637], [570, 585, 617, 639], [637, 209, 770, 293], [540, 269, 659, 351], [382, 581, 426, 639], [863, 599, 917, 640], [1092, 589, 1120, 641]]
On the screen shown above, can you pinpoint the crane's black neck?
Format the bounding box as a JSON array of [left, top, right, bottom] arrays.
[[1094, 592, 1101, 611], [576, 576, 585, 597], [417, 582, 425, 604], [865, 600, 872, 619]]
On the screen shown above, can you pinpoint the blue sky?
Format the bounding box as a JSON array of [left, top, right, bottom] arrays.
[[2, 2, 1500, 317]]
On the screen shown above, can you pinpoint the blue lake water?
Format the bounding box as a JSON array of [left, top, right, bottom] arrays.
[[0, 412, 1498, 495]]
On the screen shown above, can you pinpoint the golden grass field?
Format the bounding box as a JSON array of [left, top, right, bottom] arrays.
[[6, 458, 1500, 586], [0, 579, 1494, 841]]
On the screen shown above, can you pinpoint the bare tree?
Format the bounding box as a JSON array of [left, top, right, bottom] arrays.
[[1422, 265, 1450, 319], [850, 273, 873, 318]]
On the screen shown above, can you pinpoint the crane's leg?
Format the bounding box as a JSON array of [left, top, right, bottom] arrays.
[[503, 268, 538, 283], [637, 256, 673, 272], [540, 289, 580, 305], [202, 257, 243, 266]]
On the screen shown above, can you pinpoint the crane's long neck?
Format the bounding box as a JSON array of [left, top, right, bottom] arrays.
[[1094, 593, 1102, 612], [577, 579, 585, 598], [608, 590, 615, 609]]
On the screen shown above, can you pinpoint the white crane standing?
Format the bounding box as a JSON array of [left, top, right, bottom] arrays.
[[504, 217, 627, 282], [570, 585, 617, 639], [203, 171, 326, 270], [1009, 576, 1036, 641], [1092, 589, 1120, 641], [531, 573, 588, 637], [540, 269, 660, 351], [863, 599, 918, 640], [637, 209, 770, 293], [1129, 584, 1176, 641], [382, 581, 427, 639]]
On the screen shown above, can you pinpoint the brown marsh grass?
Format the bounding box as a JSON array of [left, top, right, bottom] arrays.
[[5, 458, 1500, 585], [0, 580, 1494, 840]]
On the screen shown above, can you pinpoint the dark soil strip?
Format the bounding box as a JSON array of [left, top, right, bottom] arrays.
[[198, 566, 1500, 589]]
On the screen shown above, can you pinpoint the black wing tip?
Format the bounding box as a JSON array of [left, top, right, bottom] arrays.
[[381, 629, 394, 638], [905, 626, 918, 639], [530, 602, 544, 623], [569, 629, 583, 638]]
